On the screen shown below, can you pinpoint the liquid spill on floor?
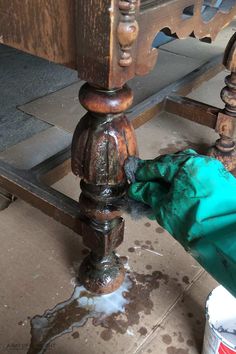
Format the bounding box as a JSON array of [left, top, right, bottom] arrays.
[[28, 267, 164, 354]]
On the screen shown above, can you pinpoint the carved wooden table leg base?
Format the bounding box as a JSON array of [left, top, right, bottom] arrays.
[[71, 83, 137, 294], [208, 139, 236, 171], [208, 33, 236, 171], [79, 250, 125, 294]]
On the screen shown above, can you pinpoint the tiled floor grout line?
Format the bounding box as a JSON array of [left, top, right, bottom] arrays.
[[17, 79, 81, 111], [133, 269, 206, 354]]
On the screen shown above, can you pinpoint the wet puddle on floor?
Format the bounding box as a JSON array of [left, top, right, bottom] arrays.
[[28, 267, 166, 354]]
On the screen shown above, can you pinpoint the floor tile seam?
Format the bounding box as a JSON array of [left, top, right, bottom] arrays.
[[133, 269, 206, 354]]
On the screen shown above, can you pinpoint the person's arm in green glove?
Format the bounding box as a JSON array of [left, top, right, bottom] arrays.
[[128, 149, 236, 297]]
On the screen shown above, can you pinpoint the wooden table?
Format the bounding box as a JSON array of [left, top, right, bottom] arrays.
[[1, 0, 236, 294]]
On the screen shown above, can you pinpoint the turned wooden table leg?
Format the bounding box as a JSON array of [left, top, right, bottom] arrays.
[[71, 83, 137, 294], [208, 33, 236, 170]]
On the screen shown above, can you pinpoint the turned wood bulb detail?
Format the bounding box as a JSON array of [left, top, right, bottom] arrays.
[[223, 32, 236, 73], [71, 84, 138, 184], [71, 113, 137, 184], [221, 74, 236, 117], [79, 83, 133, 114], [118, 0, 139, 67], [221, 32, 236, 117]]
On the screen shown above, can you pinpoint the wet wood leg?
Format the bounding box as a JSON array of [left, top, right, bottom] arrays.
[[208, 33, 236, 171], [71, 83, 138, 294]]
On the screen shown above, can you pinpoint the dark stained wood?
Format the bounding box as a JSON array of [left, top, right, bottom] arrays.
[[1, 0, 235, 88], [76, 0, 236, 88], [72, 84, 137, 184], [1, 0, 236, 294], [135, 0, 236, 77], [71, 82, 138, 293], [165, 96, 219, 128], [76, 0, 140, 88], [209, 32, 236, 171], [224, 31, 236, 72], [0, 0, 76, 67], [117, 0, 139, 67], [76, 0, 115, 87]]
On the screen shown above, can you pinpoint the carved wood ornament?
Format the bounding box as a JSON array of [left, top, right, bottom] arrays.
[[135, 0, 236, 76], [76, 1, 236, 89], [118, 0, 140, 67]]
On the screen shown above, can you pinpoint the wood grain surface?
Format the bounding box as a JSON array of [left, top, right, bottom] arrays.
[[0, 0, 76, 67], [0, 0, 235, 87]]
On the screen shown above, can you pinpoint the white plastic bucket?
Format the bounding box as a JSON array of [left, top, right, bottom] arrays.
[[202, 286, 236, 354]]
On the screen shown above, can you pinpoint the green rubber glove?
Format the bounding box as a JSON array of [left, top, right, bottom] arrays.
[[128, 149, 236, 297]]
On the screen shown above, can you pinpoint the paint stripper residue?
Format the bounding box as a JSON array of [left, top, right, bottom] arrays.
[[28, 276, 132, 354], [28, 269, 164, 354]]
